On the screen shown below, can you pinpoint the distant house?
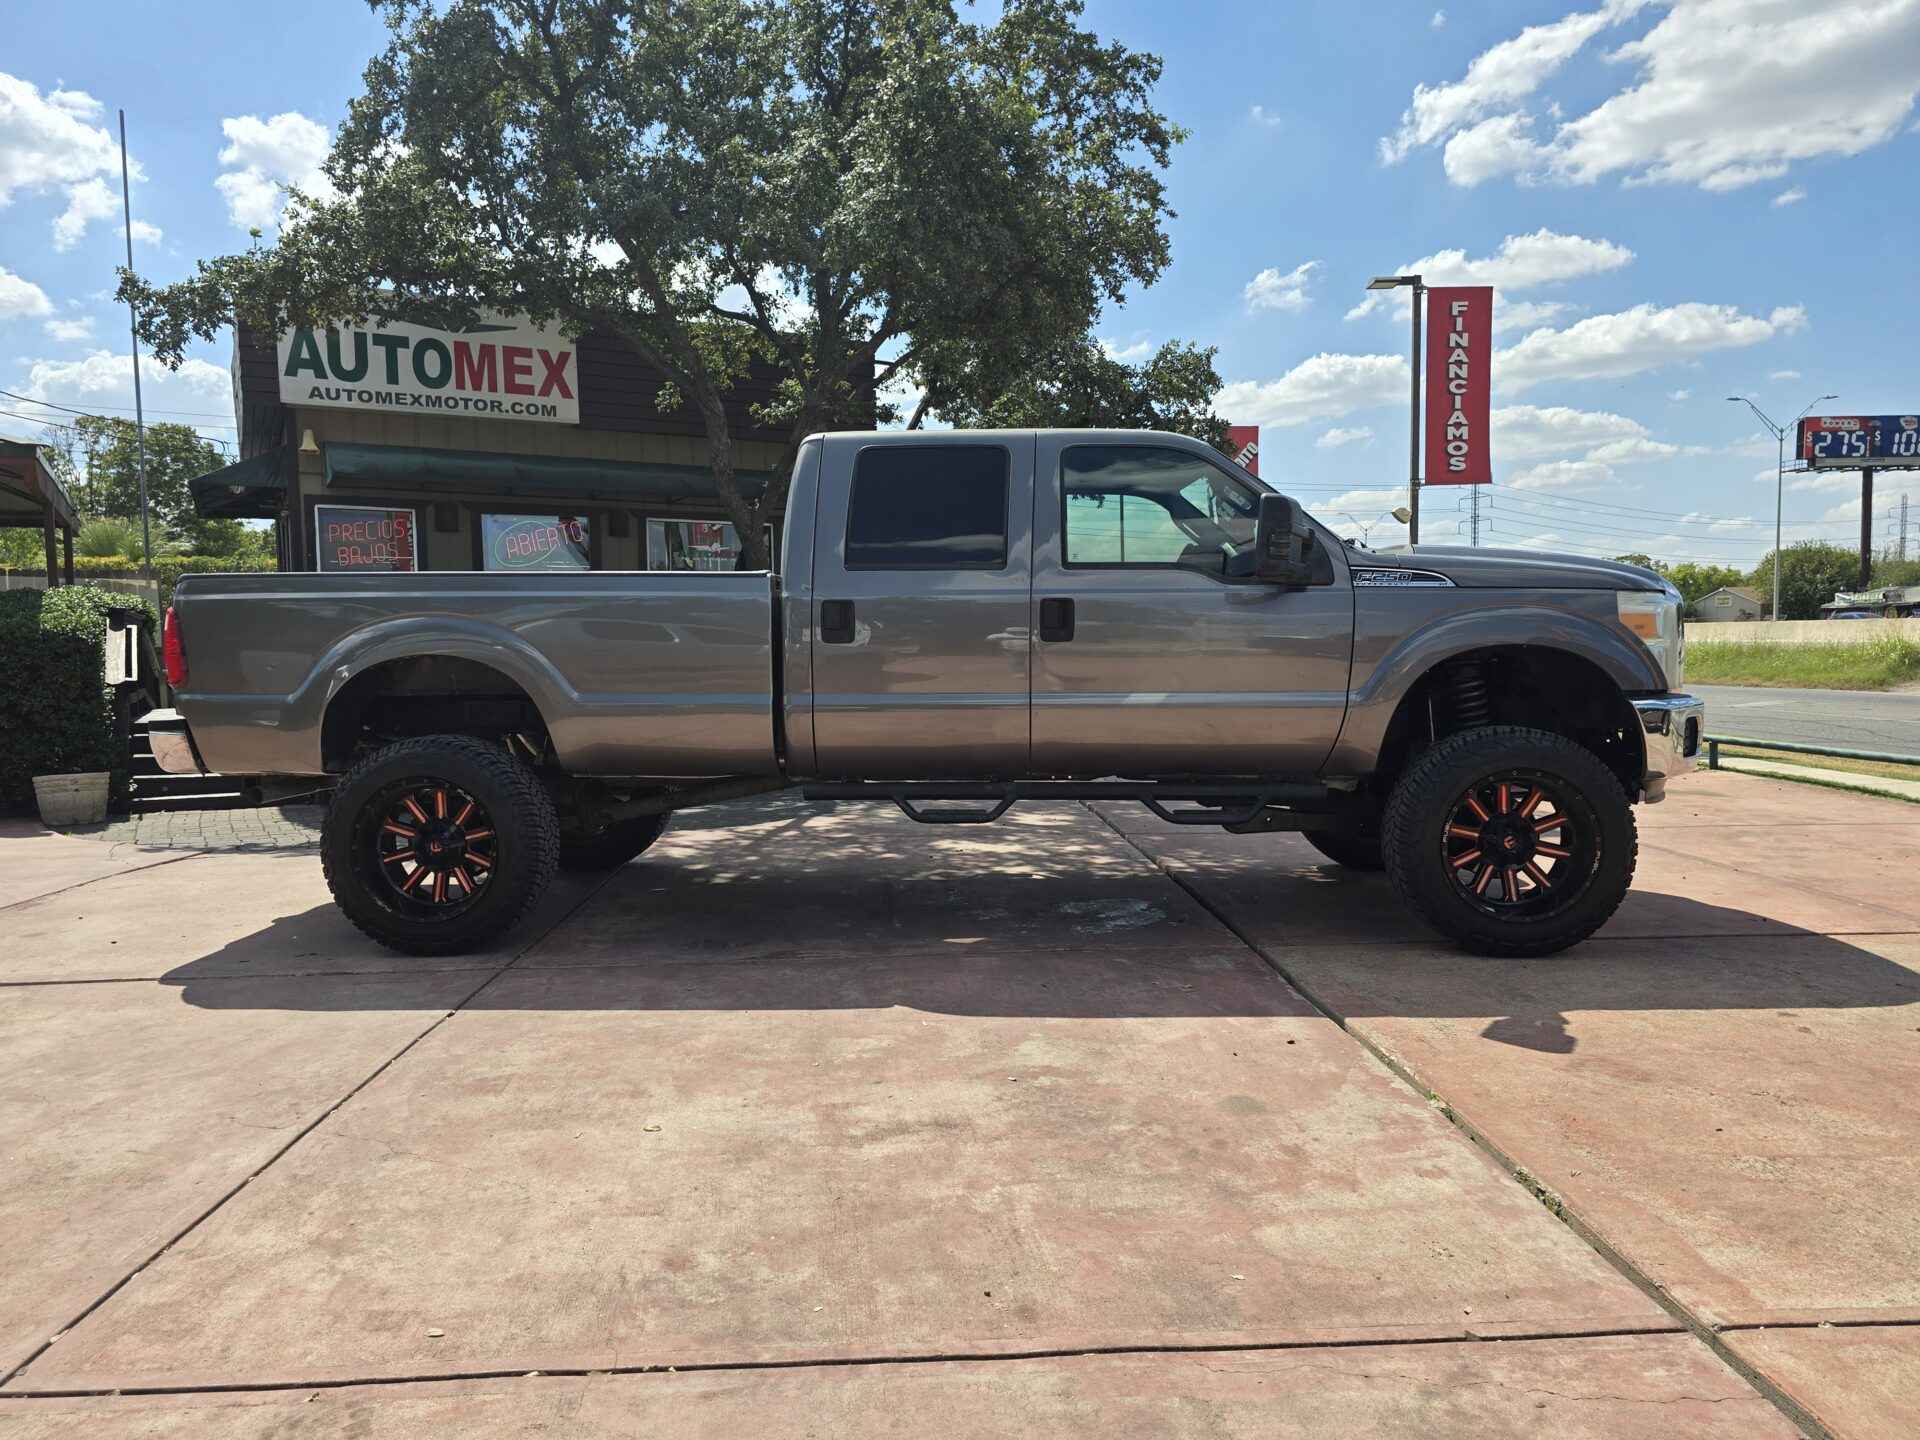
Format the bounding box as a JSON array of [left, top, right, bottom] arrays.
[[1692, 586, 1765, 622]]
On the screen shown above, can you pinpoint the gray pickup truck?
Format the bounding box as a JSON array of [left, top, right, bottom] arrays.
[[153, 429, 1702, 957]]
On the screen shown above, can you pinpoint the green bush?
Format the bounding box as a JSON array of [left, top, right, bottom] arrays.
[[76, 517, 139, 559], [0, 553, 276, 609], [0, 586, 157, 814]]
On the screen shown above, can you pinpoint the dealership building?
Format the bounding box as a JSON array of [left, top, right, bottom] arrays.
[[193, 314, 808, 574]]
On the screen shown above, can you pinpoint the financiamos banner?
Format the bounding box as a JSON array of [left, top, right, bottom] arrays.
[[1424, 286, 1492, 486]]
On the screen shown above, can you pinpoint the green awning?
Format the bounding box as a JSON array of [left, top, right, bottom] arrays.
[[189, 447, 288, 519], [323, 442, 770, 503]]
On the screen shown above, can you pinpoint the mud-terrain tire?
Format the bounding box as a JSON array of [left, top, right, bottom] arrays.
[[322, 734, 560, 956], [558, 813, 671, 871], [1302, 828, 1384, 870], [1382, 725, 1636, 957]]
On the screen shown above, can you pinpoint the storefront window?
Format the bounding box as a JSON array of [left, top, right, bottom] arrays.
[[316, 504, 418, 573], [647, 517, 742, 571], [482, 513, 592, 571]]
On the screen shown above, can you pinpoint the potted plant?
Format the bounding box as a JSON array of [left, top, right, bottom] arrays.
[[33, 770, 112, 827]]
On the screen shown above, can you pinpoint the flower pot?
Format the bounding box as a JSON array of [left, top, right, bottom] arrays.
[[33, 772, 112, 827]]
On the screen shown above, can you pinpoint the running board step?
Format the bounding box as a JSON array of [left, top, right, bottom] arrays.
[[800, 780, 1340, 827]]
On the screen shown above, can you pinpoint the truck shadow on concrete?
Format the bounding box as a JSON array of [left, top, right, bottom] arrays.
[[157, 848, 1920, 1038]]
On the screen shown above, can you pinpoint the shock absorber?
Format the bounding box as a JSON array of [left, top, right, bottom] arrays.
[[1446, 661, 1491, 731]]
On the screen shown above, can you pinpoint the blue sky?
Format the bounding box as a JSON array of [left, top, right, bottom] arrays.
[[3, 0, 1917, 564]]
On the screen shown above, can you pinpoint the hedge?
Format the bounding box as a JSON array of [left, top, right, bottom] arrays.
[[2, 553, 276, 609], [0, 586, 157, 814]]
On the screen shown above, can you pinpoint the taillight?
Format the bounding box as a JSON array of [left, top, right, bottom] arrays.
[[163, 606, 188, 687]]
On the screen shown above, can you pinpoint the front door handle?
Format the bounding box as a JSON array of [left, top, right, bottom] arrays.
[[1039, 596, 1075, 643], [820, 599, 855, 644]]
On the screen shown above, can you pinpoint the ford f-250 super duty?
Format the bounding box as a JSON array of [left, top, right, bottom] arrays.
[[150, 429, 1702, 957]]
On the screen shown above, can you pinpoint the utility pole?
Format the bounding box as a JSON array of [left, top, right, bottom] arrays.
[[118, 109, 154, 575], [1728, 391, 1838, 619], [1900, 492, 1909, 563]]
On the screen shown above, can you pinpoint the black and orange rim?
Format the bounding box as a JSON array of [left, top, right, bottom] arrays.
[[1441, 771, 1594, 917], [360, 780, 497, 916]]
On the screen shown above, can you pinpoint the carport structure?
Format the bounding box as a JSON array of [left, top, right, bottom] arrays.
[[0, 434, 78, 585]]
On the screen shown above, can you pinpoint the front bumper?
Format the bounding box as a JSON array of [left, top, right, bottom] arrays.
[[1633, 693, 1704, 803]]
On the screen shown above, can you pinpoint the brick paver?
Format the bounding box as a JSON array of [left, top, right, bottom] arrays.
[[54, 804, 326, 852]]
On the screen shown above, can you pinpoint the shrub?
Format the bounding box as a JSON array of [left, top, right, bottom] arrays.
[[0, 586, 157, 814], [76, 517, 139, 559]]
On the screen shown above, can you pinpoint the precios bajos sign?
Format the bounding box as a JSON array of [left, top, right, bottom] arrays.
[[275, 314, 579, 424]]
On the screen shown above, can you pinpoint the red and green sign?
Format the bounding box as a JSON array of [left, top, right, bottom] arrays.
[[316, 505, 417, 572]]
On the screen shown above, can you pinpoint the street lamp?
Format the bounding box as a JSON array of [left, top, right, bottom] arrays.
[[1368, 274, 1425, 545], [1727, 391, 1837, 620], [1336, 506, 1415, 546]]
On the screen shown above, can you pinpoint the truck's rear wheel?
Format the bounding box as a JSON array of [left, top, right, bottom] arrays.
[[322, 734, 560, 956], [1381, 726, 1636, 957], [558, 813, 670, 871]]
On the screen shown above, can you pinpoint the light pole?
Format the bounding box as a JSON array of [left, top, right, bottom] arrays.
[[1367, 274, 1424, 545], [1335, 506, 1414, 547], [1727, 391, 1837, 620]]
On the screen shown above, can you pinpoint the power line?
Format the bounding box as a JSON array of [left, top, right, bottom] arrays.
[[0, 387, 239, 428]]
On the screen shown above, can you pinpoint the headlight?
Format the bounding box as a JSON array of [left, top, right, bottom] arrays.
[[1618, 588, 1684, 690]]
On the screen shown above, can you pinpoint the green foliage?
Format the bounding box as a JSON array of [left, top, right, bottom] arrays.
[[1610, 553, 1665, 573], [1686, 634, 1920, 691], [77, 517, 139, 559], [120, 0, 1184, 567], [1666, 561, 1747, 608], [0, 586, 154, 813], [1871, 556, 1920, 588], [0, 529, 42, 569], [40, 415, 229, 549], [922, 335, 1229, 448], [1749, 542, 1861, 620]]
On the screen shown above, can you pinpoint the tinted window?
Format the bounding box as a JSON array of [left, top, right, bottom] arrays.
[[846, 445, 1009, 569], [1063, 446, 1259, 572]]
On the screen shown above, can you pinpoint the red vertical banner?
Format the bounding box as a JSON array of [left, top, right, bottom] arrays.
[[1424, 286, 1492, 485], [1227, 424, 1260, 475]]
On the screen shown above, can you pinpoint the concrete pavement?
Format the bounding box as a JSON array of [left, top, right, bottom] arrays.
[[1695, 682, 1920, 754], [1, 774, 1915, 1434]]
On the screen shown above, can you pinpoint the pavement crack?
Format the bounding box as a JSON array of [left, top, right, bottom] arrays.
[[0, 860, 628, 1393]]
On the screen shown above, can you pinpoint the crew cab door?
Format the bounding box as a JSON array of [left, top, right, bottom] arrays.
[[810, 433, 1033, 777], [1029, 435, 1351, 777]]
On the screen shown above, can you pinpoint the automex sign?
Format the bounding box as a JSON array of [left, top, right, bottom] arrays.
[[276, 313, 579, 424]]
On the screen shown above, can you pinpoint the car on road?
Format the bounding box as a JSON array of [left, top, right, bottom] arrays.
[[150, 429, 1702, 958]]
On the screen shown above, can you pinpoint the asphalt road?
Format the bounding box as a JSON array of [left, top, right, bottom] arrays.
[[1694, 682, 1920, 754]]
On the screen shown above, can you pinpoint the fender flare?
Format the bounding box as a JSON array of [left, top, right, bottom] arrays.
[[1327, 606, 1660, 775]]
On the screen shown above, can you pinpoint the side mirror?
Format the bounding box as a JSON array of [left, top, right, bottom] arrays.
[[1242, 492, 1316, 586]]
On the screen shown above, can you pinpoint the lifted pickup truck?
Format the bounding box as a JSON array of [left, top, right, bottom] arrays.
[[154, 429, 1701, 957]]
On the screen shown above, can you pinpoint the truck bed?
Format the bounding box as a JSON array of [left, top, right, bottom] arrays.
[[170, 570, 779, 779]]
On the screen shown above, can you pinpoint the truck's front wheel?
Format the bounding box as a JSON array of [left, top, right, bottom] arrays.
[[1381, 726, 1636, 957], [322, 735, 561, 956]]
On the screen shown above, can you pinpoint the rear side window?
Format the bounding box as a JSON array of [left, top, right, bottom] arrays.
[[845, 445, 1009, 569]]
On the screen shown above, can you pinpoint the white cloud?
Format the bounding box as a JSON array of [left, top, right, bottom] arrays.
[[1401, 1, 1920, 192], [1431, 9, 1447, 28], [1243, 261, 1321, 314], [1215, 352, 1408, 429], [0, 264, 54, 319], [1510, 458, 1616, 491], [1248, 105, 1283, 129], [215, 111, 332, 230], [1769, 369, 1802, 382], [1100, 333, 1155, 364], [42, 315, 94, 342], [1773, 187, 1807, 207], [0, 73, 122, 203], [50, 175, 116, 250], [1492, 299, 1573, 335], [1317, 426, 1375, 449], [1380, 2, 1648, 163], [1822, 497, 1864, 523], [1497, 302, 1807, 392], [1669, 388, 1692, 401], [1347, 229, 1632, 320], [1787, 469, 1862, 494], [1491, 403, 1649, 461], [19, 349, 234, 428]]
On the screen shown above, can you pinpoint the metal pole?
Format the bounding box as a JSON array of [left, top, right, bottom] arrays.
[[118, 109, 153, 576], [1773, 424, 1783, 621], [1860, 468, 1874, 589], [1407, 278, 1423, 546]]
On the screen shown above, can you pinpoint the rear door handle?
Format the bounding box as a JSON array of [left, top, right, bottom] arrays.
[[820, 599, 855, 644], [1039, 597, 1075, 643]]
